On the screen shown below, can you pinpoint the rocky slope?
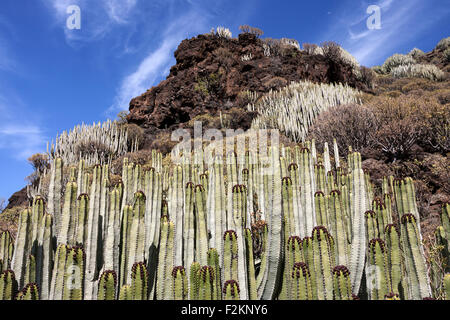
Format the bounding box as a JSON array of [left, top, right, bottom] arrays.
[[127, 33, 369, 148]]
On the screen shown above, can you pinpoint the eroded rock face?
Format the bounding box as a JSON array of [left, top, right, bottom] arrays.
[[4, 187, 28, 211], [127, 33, 368, 145]]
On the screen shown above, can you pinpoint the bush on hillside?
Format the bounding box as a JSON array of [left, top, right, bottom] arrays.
[[408, 48, 425, 59], [391, 64, 446, 81], [381, 53, 416, 74], [309, 95, 450, 161], [436, 37, 450, 50], [308, 104, 378, 158]]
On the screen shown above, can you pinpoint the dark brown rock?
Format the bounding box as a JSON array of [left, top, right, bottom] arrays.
[[127, 33, 369, 147], [4, 186, 28, 211]]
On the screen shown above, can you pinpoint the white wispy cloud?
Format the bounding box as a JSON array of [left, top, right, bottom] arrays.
[[0, 94, 47, 160], [0, 15, 16, 72], [108, 9, 210, 113], [42, 0, 139, 44], [0, 125, 46, 159], [103, 0, 138, 24], [321, 0, 450, 66]]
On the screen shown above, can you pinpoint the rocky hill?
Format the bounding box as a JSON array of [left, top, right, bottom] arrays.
[[126, 33, 369, 150]]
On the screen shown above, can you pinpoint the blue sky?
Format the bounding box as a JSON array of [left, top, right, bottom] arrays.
[[0, 0, 448, 204]]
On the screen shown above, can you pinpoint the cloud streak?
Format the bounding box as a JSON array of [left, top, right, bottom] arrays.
[[42, 0, 139, 45], [108, 9, 210, 113], [321, 0, 449, 66], [0, 94, 47, 160]]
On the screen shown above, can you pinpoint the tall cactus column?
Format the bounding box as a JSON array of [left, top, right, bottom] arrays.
[[84, 165, 103, 299], [400, 214, 432, 299], [195, 185, 209, 266], [170, 165, 184, 267], [259, 146, 283, 300], [11, 209, 31, 289], [156, 216, 174, 300], [348, 152, 368, 295], [48, 158, 63, 238]]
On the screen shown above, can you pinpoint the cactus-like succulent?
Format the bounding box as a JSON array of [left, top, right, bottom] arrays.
[[131, 262, 148, 300], [97, 270, 117, 300], [0, 270, 17, 300], [400, 213, 432, 299], [333, 266, 352, 300], [291, 262, 312, 300], [366, 238, 392, 300], [18, 283, 40, 300], [223, 279, 240, 300], [5, 140, 446, 301], [172, 266, 188, 300]]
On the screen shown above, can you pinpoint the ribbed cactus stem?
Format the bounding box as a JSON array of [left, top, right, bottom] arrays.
[[314, 191, 328, 229], [170, 165, 184, 267], [207, 156, 226, 260], [156, 216, 174, 300], [223, 230, 238, 286], [231, 185, 249, 299], [348, 152, 368, 295], [172, 266, 188, 300], [366, 238, 392, 300], [280, 236, 303, 300], [365, 210, 379, 242], [300, 148, 316, 236], [259, 146, 283, 300], [329, 189, 350, 267], [223, 279, 240, 300], [311, 226, 334, 300], [198, 266, 215, 300], [19, 283, 39, 300], [84, 164, 102, 299], [11, 209, 31, 289], [0, 231, 13, 272], [385, 224, 402, 296], [400, 214, 432, 299], [207, 248, 221, 300], [282, 177, 295, 240], [103, 185, 122, 274], [184, 182, 195, 276], [119, 204, 132, 286], [75, 193, 89, 245], [131, 262, 148, 300], [0, 270, 16, 300], [97, 270, 117, 300], [59, 181, 78, 245], [384, 292, 400, 300], [63, 246, 84, 300], [24, 254, 36, 285], [291, 262, 312, 300], [126, 191, 146, 284], [332, 265, 352, 300], [49, 244, 68, 300], [444, 274, 450, 300], [195, 185, 209, 265], [288, 163, 302, 236], [189, 262, 201, 300], [48, 158, 63, 239], [119, 284, 132, 300], [244, 228, 258, 300]]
